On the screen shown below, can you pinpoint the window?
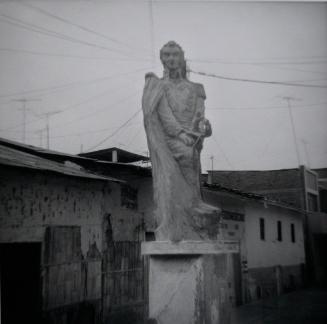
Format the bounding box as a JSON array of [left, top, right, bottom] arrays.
[[277, 221, 282, 241], [305, 170, 318, 191], [259, 218, 265, 240], [307, 193, 318, 212], [291, 223, 296, 243], [145, 232, 155, 242]]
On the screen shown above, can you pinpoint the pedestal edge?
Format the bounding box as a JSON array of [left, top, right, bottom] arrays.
[[141, 240, 239, 255]]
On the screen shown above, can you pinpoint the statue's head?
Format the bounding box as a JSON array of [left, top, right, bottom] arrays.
[[160, 41, 187, 78]]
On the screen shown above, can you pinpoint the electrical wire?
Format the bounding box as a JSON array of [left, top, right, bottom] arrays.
[[189, 59, 327, 76], [210, 134, 234, 170], [0, 65, 152, 101], [189, 58, 327, 65], [86, 108, 142, 152], [0, 47, 151, 62], [190, 69, 327, 88], [207, 101, 327, 110], [0, 14, 145, 59], [19, 2, 153, 57], [58, 89, 140, 128]]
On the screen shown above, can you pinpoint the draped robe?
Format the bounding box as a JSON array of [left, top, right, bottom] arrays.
[[142, 73, 220, 241]]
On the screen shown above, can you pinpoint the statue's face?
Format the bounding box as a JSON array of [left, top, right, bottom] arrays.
[[161, 45, 183, 71]]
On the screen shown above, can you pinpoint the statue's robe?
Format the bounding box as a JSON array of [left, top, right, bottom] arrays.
[[142, 73, 220, 241]]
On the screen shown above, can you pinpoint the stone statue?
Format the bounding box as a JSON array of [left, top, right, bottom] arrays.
[[142, 41, 220, 241]]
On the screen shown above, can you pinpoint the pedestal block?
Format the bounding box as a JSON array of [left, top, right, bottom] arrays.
[[142, 241, 239, 324]]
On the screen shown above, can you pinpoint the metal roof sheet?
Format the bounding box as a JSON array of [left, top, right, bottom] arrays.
[[79, 146, 149, 163], [0, 144, 123, 183]]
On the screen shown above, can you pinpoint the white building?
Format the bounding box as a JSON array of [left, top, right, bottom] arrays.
[[202, 183, 305, 304]]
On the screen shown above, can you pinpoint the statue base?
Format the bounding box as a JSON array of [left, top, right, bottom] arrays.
[[142, 241, 239, 324]]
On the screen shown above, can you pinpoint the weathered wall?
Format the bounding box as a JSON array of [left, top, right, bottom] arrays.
[[0, 167, 107, 256], [202, 188, 305, 304], [246, 264, 304, 302], [148, 254, 234, 324], [0, 166, 145, 323], [0, 166, 145, 245], [202, 189, 245, 241], [242, 202, 305, 302]]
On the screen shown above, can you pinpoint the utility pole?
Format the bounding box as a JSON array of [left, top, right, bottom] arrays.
[[34, 128, 45, 147], [301, 139, 311, 168], [11, 98, 41, 143], [210, 155, 214, 173], [208, 155, 214, 184], [148, 0, 156, 69], [44, 111, 61, 149], [279, 96, 301, 166]]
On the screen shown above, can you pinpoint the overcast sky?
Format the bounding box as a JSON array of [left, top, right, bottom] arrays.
[[0, 0, 326, 171]]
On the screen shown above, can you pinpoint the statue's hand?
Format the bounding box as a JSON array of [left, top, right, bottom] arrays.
[[179, 132, 195, 146], [198, 118, 212, 137], [145, 72, 158, 79], [204, 119, 212, 137]]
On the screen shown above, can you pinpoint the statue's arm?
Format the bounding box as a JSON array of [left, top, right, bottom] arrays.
[[192, 84, 212, 137], [157, 94, 183, 137]]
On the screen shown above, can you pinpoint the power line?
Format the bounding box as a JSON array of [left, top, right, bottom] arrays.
[[189, 59, 327, 75], [0, 14, 144, 59], [0, 47, 151, 62], [210, 134, 234, 170], [24, 122, 141, 140], [58, 89, 140, 128], [0, 65, 152, 101], [1, 81, 140, 132], [19, 2, 153, 57], [11, 98, 42, 143], [86, 108, 142, 152], [125, 124, 145, 147], [207, 101, 327, 111], [0, 65, 152, 132], [279, 96, 302, 166], [189, 58, 327, 65], [190, 69, 327, 88]]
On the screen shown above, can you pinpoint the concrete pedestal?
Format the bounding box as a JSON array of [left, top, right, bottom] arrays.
[[142, 241, 239, 324]]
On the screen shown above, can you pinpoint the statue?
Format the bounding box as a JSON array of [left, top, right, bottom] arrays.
[[142, 41, 220, 241]]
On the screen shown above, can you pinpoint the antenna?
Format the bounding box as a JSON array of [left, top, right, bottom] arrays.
[[11, 98, 41, 143], [301, 139, 311, 168], [34, 110, 62, 149], [34, 128, 45, 147], [278, 95, 302, 166], [210, 155, 214, 173], [148, 0, 156, 69], [44, 111, 61, 149]]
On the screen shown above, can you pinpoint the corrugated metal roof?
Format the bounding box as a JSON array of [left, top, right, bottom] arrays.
[[79, 147, 149, 163], [203, 182, 302, 212], [0, 137, 151, 176], [0, 144, 123, 183]]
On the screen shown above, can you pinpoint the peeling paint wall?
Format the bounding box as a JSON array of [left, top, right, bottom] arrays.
[[0, 166, 145, 323], [0, 167, 108, 257]]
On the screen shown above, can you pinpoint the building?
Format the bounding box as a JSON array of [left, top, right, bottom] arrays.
[[0, 139, 150, 324], [80, 146, 307, 305], [202, 183, 305, 304], [207, 167, 327, 285], [0, 138, 309, 324]]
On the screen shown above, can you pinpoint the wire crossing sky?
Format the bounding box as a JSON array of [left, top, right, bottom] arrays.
[[0, 0, 326, 170]]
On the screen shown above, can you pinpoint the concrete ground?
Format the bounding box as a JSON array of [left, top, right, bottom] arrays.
[[231, 288, 327, 324]]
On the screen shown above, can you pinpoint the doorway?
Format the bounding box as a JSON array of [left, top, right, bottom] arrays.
[[0, 243, 42, 324]]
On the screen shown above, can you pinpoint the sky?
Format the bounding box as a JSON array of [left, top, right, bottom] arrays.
[[0, 0, 326, 171]]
